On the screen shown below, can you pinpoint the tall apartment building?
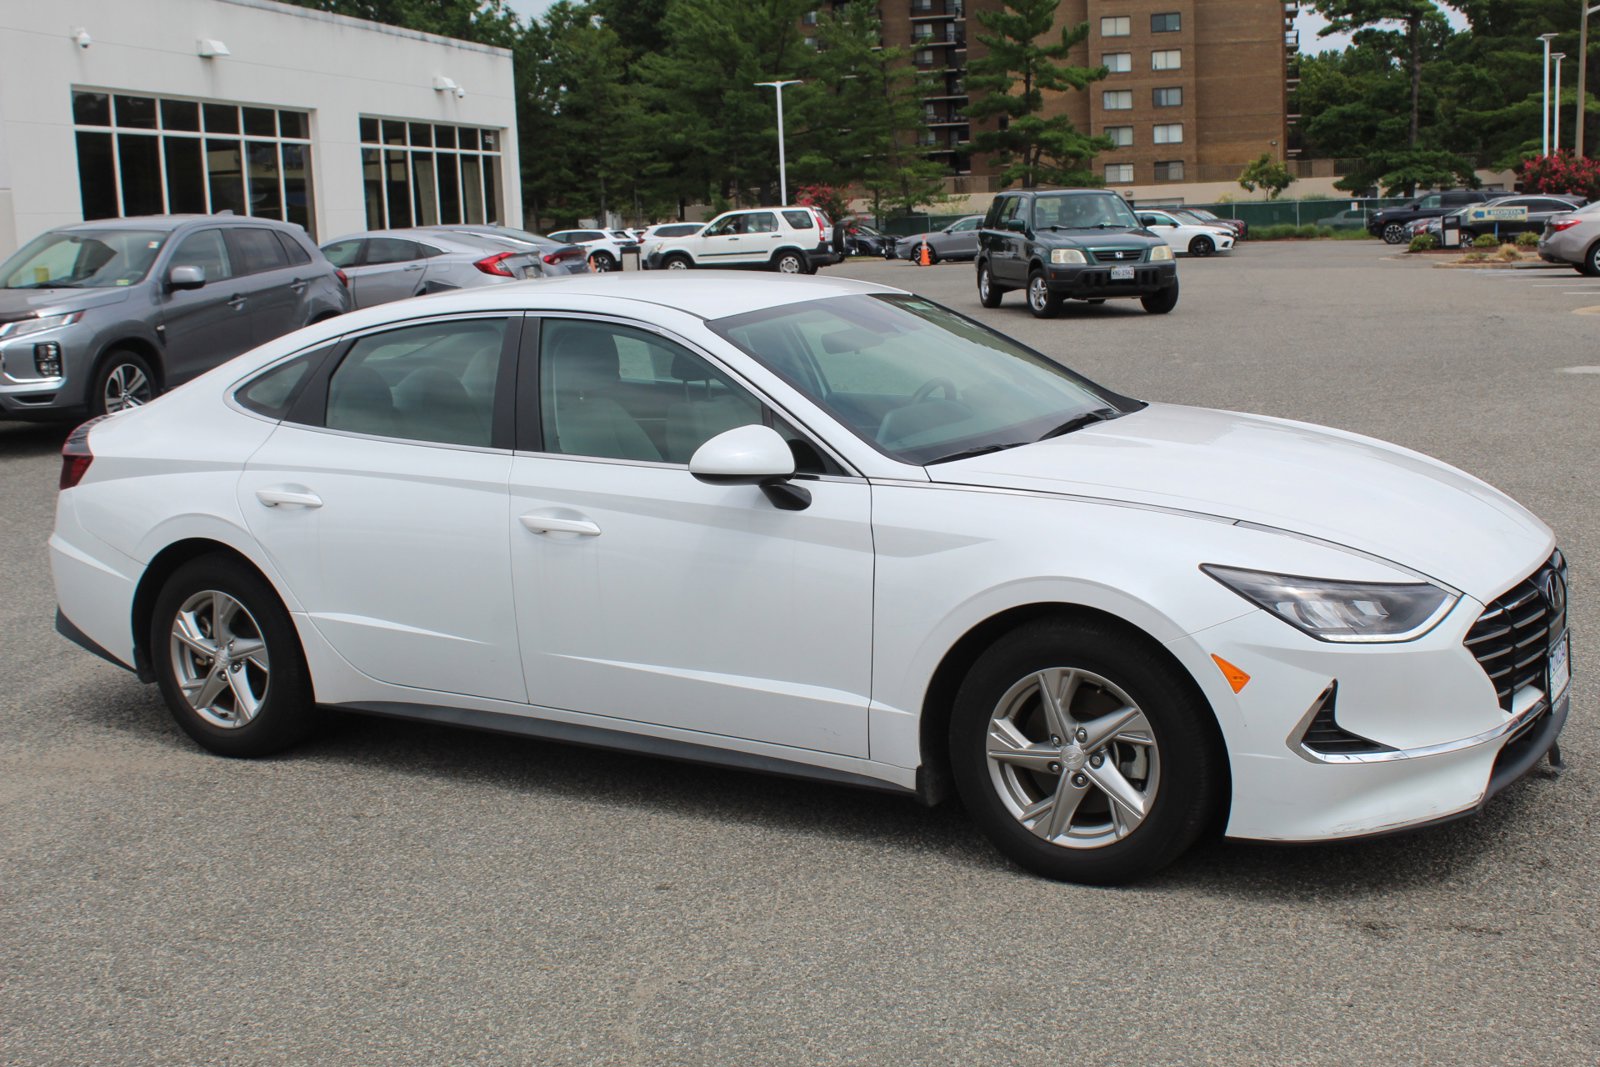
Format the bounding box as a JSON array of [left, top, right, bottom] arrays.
[[860, 0, 1297, 189]]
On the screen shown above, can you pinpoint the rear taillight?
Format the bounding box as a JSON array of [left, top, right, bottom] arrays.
[[334, 268, 349, 288], [542, 247, 582, 265], [475, 252, 517, 277], [60, 415, 108, 490], [1552, 219, 1581, 232]]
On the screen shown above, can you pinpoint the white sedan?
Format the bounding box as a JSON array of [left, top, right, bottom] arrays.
[[1136, 209, 1236, 257], [50, 274, 1568, 883]]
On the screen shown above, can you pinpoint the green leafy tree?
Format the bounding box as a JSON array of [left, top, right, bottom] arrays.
[[1238, 153, 1296, 198], [964, 0, 1112, 188], [279, 0, 521, 46], [1312, 1, 1454, 152]]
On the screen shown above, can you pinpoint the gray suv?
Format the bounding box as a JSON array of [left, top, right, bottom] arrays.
[[0, 215, 348, 420]]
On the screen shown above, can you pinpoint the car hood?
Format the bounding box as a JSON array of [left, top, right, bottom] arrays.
[[925, 403, 1551, 603], [0, 287, 133, 319]]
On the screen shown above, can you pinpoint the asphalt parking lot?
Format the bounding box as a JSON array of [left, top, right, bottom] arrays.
[[3, 240, 1597, 1064]]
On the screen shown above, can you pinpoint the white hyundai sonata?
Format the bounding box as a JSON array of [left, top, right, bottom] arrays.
[[50, 274, 1569, 883]]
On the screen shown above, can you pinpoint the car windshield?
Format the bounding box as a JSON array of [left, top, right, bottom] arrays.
[[710, 294, 1134, 465], [1030, 193, 1141, 230], [0, 229, 166, 289]]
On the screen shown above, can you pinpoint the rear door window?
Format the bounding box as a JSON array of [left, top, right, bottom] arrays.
[[227, 228, 291, 275]]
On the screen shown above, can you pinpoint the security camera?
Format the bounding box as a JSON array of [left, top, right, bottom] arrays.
[[455, 87, 466, 100], [72, 27, 91, 49]]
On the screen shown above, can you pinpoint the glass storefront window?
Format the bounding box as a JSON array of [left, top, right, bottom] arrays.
[[359, 117, 504, 230]]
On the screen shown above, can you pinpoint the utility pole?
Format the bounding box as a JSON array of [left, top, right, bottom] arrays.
[[1578, 2, 1600, 157], [1541, 33, 1560, 156], [1555, 54, 1568, 153], [754, 80, 802, 205]]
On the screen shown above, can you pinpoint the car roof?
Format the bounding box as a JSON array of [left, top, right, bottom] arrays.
[[60, 214, 296, 234]]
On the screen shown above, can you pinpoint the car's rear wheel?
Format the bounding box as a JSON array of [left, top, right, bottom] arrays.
[[1141, 280, 1179, 314], [1026, 269, 1061, 318], [1188, 235, 1215, 257], [977, 263, 1003, 307], [1382, 223, 1407, 244], [1581, 240, 1600, 277], [772, 250, 807, 274], [91, 350, 157, 416], [664, 254, 692, 270], [589, 251, 617, 273], [151, 556, 316, 758], [949, 617, 1223, 884]]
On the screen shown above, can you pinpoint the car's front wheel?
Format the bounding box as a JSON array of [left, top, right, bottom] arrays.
[[151, 555, 316, 758], [949, 617, 1224, 884], [1026, 269, 1061, 318], [977, 263, 1003, 308], [91, 350, 157, 416], [1382, 222, 1407, 244], [1188, 235, 1215, 257], [1141, 279, 1179, 314]]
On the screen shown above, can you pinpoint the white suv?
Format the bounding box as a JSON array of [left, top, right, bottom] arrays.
[[545, 228, 639, 273], [643, 206, 839, 273]]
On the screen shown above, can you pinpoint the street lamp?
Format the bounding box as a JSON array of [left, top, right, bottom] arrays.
[[1553, 53, 1568, 153], [1577, 1, 1600, 158], [1540, 32, 1559, 156], [754, 79, 803, 205]]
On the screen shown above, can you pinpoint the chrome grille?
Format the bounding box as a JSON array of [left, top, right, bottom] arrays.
[[1464, 551, 1567, 711], [1086, 247, 1143, 264]]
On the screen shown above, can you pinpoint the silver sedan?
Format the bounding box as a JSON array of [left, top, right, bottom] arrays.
[[320, 229, 579, 309], [1538, 201, 1600, 275], [900, 215, 985, 263]]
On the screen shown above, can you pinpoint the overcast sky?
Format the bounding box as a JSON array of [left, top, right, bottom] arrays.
[[499, 1, 1469, 57]]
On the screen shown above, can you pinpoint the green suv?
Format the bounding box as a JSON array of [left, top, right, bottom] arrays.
[[976, 189, 1179, 317]]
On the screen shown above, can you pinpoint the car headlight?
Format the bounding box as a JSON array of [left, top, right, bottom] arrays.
[[0, 311, 83, 338], [1149, 245, 1174, 261], [1200, 564, 1457, 643], [1049, 248, 1086, 265]]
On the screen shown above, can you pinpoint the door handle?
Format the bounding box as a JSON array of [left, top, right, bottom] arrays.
[[403, 264, 424, 272], [256, 487, 323, 509], [228, 294, 247, 310], [289, 279, 308, 293], [520, 513, 601, 537]]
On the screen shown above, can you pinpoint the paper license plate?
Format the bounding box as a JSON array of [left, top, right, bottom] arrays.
[[1111, 265, 1135, 281], [1549, 630, 1570, 700]]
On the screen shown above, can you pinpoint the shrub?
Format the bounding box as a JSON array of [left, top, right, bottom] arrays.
[[1408, 233, 1437, 252], [1462, 251, 1488, 262], [1497, 244, 1520, 261], [1516, 231, 1540, 248], [1472, 233, 1499, 249], [1517, 153, 1600, 200]]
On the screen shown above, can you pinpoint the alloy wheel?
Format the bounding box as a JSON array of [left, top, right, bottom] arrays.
[[984, 667, 1161, 849], [169, 590, 271, 729], [102, 363, 152, 412], [1029, 276, 1048, 312]]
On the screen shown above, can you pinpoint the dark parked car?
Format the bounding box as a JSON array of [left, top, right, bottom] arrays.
[[1368, 190, 1493, 244], [0, 214, 347, 420], [1444, 194, 1588, 244], [977, 189, 1178, 317], [835, 218, 895, 258]]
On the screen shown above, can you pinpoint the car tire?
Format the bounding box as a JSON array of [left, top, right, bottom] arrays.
[[90, 349, 158, 416], [773, 250, 808, 275], [1382, 223, 1407, 244], [589, 251, 617, 273], [1026, 269, 1061, 318], [1582, 240, 1600, 277], [1188, 235, 1215, 257], [948, 616, 1224, 884], [151, 555, 317, 758], [1141, 280, 1180, 315], [1457, 229, 1476, 246], [664, 254, 693, 270], [977, 263, 1004, 308]]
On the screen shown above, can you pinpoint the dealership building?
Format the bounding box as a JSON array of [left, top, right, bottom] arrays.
[[0, 0, 521, 258]]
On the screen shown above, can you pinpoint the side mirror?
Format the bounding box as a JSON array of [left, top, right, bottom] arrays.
[[168, 264, 205, 291], [1003, 218, 1028, 233], [689, 424, 810, 510]]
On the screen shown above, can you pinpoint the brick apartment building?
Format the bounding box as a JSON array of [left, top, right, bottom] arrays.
[[868, 0, 1297, 191]]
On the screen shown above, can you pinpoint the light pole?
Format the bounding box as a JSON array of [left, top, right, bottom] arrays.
[[1541, 32, 1559, 155], [1578, 2, 1600, 158], [1554, 53, 1568, 153], [754, 79, 802, 205]]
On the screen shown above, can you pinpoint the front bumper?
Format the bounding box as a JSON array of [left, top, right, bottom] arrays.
[[1044, 260, 1177, 298], [1167, 565, 1571, 843], [0, 327, 90, 418]]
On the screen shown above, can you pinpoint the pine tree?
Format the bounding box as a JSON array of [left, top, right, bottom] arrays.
[[964, 0, 1112, 188]]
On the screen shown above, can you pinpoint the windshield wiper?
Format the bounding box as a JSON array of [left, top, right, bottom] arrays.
[[924, 442, 1019, 465], [1038, 407, 1120, 441]]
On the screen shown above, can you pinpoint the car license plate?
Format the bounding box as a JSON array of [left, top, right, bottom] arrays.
[[1111, 266, 1135, 281], [1549, 630, 1570, 699]]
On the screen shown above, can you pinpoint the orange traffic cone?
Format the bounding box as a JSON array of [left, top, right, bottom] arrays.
[[918, 242, 932, 267]]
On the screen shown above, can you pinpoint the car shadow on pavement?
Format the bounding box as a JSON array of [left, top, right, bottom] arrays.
[[65, 676, 1553, 893], [0, 421, 71, 456]]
